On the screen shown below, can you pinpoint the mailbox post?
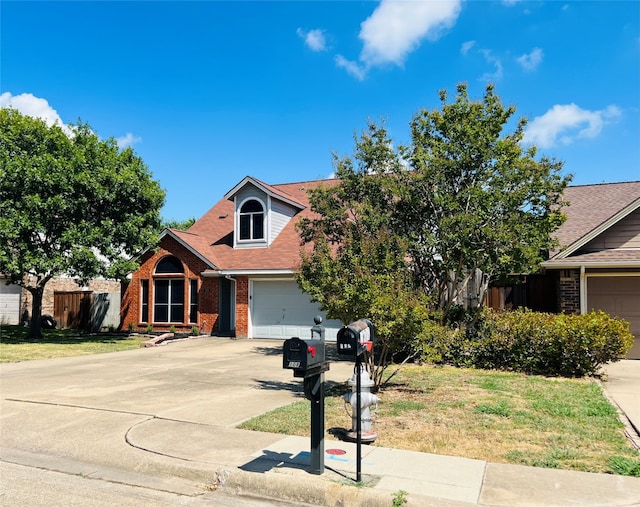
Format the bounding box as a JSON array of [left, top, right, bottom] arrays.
[[336, 319, 375, 483], [282, 317, 329, 475]]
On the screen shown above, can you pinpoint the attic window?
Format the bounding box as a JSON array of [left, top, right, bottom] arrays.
[[239, 199, 265, 240]]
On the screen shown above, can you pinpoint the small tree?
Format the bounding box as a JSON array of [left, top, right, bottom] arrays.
[[0, 108, 165, 338]]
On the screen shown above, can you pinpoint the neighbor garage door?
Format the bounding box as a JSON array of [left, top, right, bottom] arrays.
[[250, 280, 342, 340], [587, 276, 640, 359], [0, 280, 22, 325]]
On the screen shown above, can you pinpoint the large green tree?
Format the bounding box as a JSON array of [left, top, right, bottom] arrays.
[[396, 84, 570, 313], [297, 84, 570, 378], [0, 108, 165, 338]]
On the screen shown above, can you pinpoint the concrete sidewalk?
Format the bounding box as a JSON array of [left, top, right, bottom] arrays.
[[1, 338, 639, 507]]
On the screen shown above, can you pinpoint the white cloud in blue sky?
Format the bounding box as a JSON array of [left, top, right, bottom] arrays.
[[116, 133, 142, 149], [296, 28, 327, 52], [460, 40, 476, 55], [1, 91, 141, 147], [0, 92, 68, 132], [336, 0, 462, 80], [523, 104, 622, 148], [516, 48, 543, 72], [479, 49, 504, 82]]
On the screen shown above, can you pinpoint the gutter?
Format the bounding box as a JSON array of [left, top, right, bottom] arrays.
[[201, 269, 296, 277], [541, 260, 640, 269]]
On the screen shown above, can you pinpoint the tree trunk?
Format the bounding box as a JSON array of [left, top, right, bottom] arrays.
[[27, 285, 45, 340]]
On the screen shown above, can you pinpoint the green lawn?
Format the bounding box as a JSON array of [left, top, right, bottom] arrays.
[[0, 325, 147, 362], [239, 364, 640, 476]]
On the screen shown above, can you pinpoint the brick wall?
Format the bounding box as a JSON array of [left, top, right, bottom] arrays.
[[120, 236, 220, 334], [235, 276, 249, 338], [559, 269, 580, 314]]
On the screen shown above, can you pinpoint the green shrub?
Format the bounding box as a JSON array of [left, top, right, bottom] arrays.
[[419, 309, 634, 377]]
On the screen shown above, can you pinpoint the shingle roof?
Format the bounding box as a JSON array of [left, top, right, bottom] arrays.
[[546, 181, 640, 266], [554, 181, 640, 252], [171, 178, 340, 273]]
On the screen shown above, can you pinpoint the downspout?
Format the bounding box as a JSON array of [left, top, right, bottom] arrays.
[[579, 265, 587, 315]]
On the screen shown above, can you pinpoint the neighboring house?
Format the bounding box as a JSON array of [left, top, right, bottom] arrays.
[[541, 181, 640, 359], [0, 276, 121, 331], [120, 176, 343, 340]]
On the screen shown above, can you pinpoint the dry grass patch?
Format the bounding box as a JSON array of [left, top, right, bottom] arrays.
[[239, 364, 640, 475]]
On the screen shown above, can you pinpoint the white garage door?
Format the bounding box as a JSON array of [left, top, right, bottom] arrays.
[[0, 280, 22, 325], [250, 280, 342, 340], [587, 276, 640, 359]]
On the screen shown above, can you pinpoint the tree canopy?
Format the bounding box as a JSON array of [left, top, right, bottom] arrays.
[[296, 84, 571, 383], [0, 108, 165, 338]]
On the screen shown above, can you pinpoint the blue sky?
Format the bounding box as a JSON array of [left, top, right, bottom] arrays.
[[2, 1, 638, 221]]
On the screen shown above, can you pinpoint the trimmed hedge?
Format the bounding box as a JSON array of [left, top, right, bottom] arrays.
[[420, 310, 634, 377]]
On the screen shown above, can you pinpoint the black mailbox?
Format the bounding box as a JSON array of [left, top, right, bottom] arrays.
[[337, 319, 374, 358], [283, 337, 325, 376]]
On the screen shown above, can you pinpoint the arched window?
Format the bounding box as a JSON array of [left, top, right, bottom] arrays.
[[155, 256, 184, 274], [153, 256, 185, 323], [239, 199, 265, 241]]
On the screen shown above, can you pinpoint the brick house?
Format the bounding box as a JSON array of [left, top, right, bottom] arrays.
[[120, 176, 343, 340], [541, 181, 640, 359]]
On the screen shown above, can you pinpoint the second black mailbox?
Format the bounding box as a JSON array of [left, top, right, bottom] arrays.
[[336, 319, 375, 358], [283, 337, 325, 376]]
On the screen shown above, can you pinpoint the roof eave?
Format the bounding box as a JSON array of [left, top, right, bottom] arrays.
[[201, 268, 296, 277], [542, 260, 640, 269], [160, 229, 218, 270], [223, 176, 306, 210]]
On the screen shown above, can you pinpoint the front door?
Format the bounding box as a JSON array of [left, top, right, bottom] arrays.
[[218, 277, 236, 336]]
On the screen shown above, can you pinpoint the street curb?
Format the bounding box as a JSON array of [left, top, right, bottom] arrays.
[[217, 466, 476, 507]]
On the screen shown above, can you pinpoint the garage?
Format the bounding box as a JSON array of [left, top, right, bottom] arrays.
[[587, 276, 640, 359], [0, 279, 22, 325], [250, 280, 342, 340]]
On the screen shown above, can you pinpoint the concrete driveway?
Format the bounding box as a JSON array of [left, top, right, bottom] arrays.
[[0, 337, 356, 503]]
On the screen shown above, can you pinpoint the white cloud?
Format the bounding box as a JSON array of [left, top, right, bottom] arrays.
[[479, 49, 503, 82], [0, 92, 69, 133], [460, 40, 476, 55], [335, 55, 368, 81], [296, 28, 328, 52], [337, 0, 462, 79], [502, 0, 522, 5], [516, 48, 543, 71], [1, 91, 141, 148], [116, 132, 142, 148], [523, 103, 622, 148]]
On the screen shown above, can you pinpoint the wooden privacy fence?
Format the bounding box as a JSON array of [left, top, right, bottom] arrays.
[[54, 291, 121, 331], [484, 274, 559, 313]]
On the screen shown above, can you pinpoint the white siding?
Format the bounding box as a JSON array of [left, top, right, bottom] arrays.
[[270, 199, 296, 244]]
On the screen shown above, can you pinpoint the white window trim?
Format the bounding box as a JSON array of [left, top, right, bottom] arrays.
[[235, 196, 268, 247]]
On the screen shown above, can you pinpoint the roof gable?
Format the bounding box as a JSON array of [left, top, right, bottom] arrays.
[[174, 178, 339, 273], [552, 181, 640, 260], [223, 176, 307, 210]]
